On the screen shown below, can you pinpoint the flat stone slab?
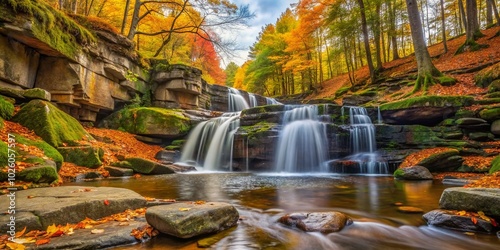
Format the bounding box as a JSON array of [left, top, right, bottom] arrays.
[[146, 202, 239, 239], [0, 186, 146, 232], [25, 219, 149, 250], [439, 187, 500, 217]]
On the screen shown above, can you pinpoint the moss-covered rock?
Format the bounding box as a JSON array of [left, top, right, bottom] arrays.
[[165, 140, 185, 150], [0, 95, 14, 120], [112, 157, 175, 175], [23, 88, 51, 101], [475, 62, 500, 88], [57, 146, 104, 168], [100, 107, 191, 138], [479, 107, 500, 121], [490, 155, 500, 174], [12, 100, 93, 147], [487, 80, 500, 93], [380, 96, 474, 111], [15, 134, 64, 170], [418, 148, 463, 172], [18, 165, 58, 183], [0, 140, 8, 167]]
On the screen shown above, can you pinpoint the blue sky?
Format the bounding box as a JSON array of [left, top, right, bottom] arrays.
[[220, 0, 298, 67]]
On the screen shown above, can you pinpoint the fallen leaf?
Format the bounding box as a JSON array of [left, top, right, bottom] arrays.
[[464, 232, 475, 236], [91, 229, 105, 234], [27, 196, 35, 199], [118, 222, 130, 226], [471, 216, 478, 225], [179, 208, 191, 211], [6, 242, 25, 250], [194, 200, 206, 205], [14, 227, 26, 237], [161, 199, 176, 202], [457, 210, 467, 216], [104, 200, 110, 206], [35, 238, 50, 246], [491, 218, 498, 227]]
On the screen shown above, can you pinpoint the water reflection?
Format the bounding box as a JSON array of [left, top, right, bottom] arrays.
[[64, 173, 500, 249]]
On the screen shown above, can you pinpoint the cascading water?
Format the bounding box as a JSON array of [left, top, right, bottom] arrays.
[[274, 105, 329, 172], [179, 88, 251, 170], [344, 106, 388, 174], [228, 88, 250, 112], [266, 97, 281, 105], [248, 94, 258, 108]]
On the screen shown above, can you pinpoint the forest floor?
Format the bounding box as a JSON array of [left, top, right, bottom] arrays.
[[307, 26, 500, 102]]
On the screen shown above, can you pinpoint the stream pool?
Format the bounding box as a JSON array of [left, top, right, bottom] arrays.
[[64, 173, 500, 249]]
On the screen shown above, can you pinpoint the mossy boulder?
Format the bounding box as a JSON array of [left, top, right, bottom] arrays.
[[475, 62, 500, 88], [15, 134, 64, 170], [12, 100, 93, 147], [0, 140, 8, 167], [487, 80, 500, 93], [112, 157, 175, 175], [379, 96, 473, 126], [418, 148, 463, 172], [490, 155, 500, 174], [57, 146, 104, 168], [23, 88, 51, 101], [0, 95, 14, 120], [100, 107, 191, 138], [479, 107, 500, 122], [393, 166, 433, 180], [18, 165, 58, 183]]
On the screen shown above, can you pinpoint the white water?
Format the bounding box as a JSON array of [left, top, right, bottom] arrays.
[[266, 97, 281, 105], [228, 88, 250, 112], [274, 106, 329, 172], [248, 93, 258, 107]]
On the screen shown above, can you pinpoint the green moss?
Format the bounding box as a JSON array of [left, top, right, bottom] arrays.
[[240, 121, 278, 143], [0, 95, 15, 120], [2, 0, 96, 58], [473, 98, 500, 105], [393, 168, 404, 179], [418, 148, 459, 166], [0, 141, 8, 167], [487, 80, 500, 93], [479, 107, 500, 121], [12, 100, 93, 147], [454, 109, 476, 119], [490, 155, 500, 174], [15, 134, 63, 170], [380, 96, 474, 111], [57, 146, 103, 169], [437, 76, 457, 86], [335, 86, 350, 97], [18, 165, 58, 183]]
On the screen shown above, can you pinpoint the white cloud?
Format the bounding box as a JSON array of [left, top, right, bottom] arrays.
[[219, 0, 298, 67]]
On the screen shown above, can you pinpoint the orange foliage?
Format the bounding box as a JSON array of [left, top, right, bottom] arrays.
[[399, 147, 454, 168]]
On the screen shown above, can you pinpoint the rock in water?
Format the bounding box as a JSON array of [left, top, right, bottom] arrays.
[[439, 187, 500, 217], [146, 202, 239, 238], [423, 209, 495, 233], [278, 212, 352, 233], [393, 165, 433, 180]]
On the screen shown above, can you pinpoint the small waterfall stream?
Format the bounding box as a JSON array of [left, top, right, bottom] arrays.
[[248, 93, 258, 108], [274, 106, 329, 172], [228, 88, 250, 112]]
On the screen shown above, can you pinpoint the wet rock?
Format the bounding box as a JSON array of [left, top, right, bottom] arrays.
[[423, 209, 495, 233], [112, 157, 176, 175], [491, 120, 500, 135], [155, 150, 180, 163], [415, 148, 463, 172], [468, 132, 494, 141], [455, 117, 488, 126], [397, 206, 424, 213], [439, 187, 500, 217], [104, 166, 134, 177], [146, 202, 239, 239], [278, 212, 352, 233], [393, 166, 433, 180], [0, 186, 146, 232], [479, 107, 500, 122]]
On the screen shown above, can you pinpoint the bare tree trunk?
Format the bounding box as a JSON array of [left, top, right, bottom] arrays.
[[121, 0, 131, 34], [440, 0, 448, 53], [128, 0, 142, 40], [357, 0, 376, 83], [405, 0, 442, 92], [459, 0, 468, 33], [487, 0, 500, 25], [374, 2, 384, 70], [465, 0, 482, 41]]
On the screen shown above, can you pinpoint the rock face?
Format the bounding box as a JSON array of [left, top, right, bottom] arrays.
[[278, 212, 352, 233], [153, 64, 203, 109], [393, 166, 433, 180], [439, 187, 500, 217], [99, 107, 191, 139], [146, 202, 239, 238], [12, 100, 93, 147], [0, 186, 147, 232], [423, 209, 496, 233]]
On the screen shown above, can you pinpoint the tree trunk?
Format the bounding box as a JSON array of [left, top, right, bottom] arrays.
[[488, 0, 500, 25], [374, 2, 384, 70], [440, 0, 448, 53], [458, 0, 468, 33], [465, 0, 482, 41], [121, 0, 131, 34], [127, 0, 142, 40], [357, 0, 376, 83], [405, 0, 442, 92]]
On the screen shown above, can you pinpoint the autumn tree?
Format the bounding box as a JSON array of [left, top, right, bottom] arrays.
[[358, 0, 376, 83], [405, 0, 448, 93], [224, 62, 239, 87], [126, 0, 253, 57]]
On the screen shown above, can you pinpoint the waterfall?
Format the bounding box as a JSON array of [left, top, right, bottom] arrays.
[[274, 106, 329, 172], [266, 97, 281, 105], [346, 106, 388, 174], [228, 88, 249, 112], [179, 113, 240, 170], [377, 106, 383, 124], [249, 94, 258, 108]]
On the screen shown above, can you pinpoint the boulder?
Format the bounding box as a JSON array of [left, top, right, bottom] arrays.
[[393, 166, 433, 180], [475, 62, 500, 88], [491, 120, 500, 135], [100, 107, 191, 139], [23, 88, 51, 101], [155, 150, 180, 163], [14, 134, 64, 170], [18, 164, 58, 183], [12, 100, 93, 147], [0, 95, 14, 120], [58, 146, 104, 168], [423, 209, 495, 233], [468, 132, 494, 141], [416, 148, 463, 172], [439, 187, 500, 217], [146, 202, 239, 238], [0, 186, 146, 232], [479, 107, 500, 122], [104, 166, 134, 177], [278, 212, 352, 233], [112, 157, 175, 175]]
